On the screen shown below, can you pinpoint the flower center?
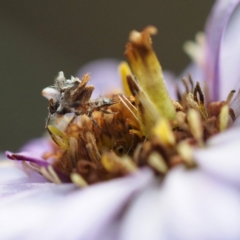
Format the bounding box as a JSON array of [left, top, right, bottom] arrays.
[[41, 26, 237, 186]]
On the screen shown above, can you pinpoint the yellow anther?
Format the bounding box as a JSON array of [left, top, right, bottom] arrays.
[[219, 105, 229, 132], [118, 61, 132, 96], [177, 141, 194, 167], [152, 118, 175, 146], [187, 109, 203, 145], [70, 173, 88, 187], [47, 125, 69, 150], [148, 152, 168, 173]]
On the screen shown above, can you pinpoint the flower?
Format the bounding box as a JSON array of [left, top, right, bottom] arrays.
[[2, 0, 240, 239]]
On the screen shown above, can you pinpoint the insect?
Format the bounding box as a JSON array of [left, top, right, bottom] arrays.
[[42, 72, 118, 129]]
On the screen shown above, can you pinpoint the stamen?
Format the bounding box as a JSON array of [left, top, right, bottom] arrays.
[[48, 165, 61, 184], [187, 88, 208, 120], [171, 100, 184, 111], [148, 151, 168, 174], [175, 111, 188, 131], [101, 152, 137, 174], [187, 109, 203, 146], [176, 86, 182, 102], [219, 105, 229, 132], [177, 141, 195, 167], [152, 118, 175, 146], [229, 108, 236, 121], [129, 129, 143, 138], [118, 62, 132, 96], [188, 74, 194, 92], [193, 82, 204, 104], [40, 167, 56, 183], [118, 94, 138, 122], [47, 125, 69, 150], [85, 132, 101, 164], [186, 93, 200, 111], [125, 118, 139, 130], [70, 173, 88, 187], [67, 137, 79, 169], [181, 77, 190, 93]]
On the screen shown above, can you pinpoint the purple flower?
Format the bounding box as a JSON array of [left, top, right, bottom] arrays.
[[2, 1, 240, 239]]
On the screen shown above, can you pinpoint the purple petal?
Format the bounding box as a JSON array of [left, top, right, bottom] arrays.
[[0, 168, 153, 239], [205, 0, 240, 101], [5, 151, 50, 167], [120, 166, 240, 240], [5, 151, 70, 183], [76, 58, 123, 98]]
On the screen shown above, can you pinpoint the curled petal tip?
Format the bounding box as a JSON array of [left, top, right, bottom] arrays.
[[5, 151, 50, 167]]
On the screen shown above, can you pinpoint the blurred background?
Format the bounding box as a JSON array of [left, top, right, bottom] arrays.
[[0, 0, 214, 151]]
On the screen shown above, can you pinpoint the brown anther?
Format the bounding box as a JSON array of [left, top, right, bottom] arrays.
[[229, 108, 236, 121], [181, 77, 190, 93], [188, 74, 194, 92], [193, 82, 204, 104], [176, 85, 182, 102]]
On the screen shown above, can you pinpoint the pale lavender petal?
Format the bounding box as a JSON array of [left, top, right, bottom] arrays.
[[0, 181, 53, 197], [0, 160, 48, 185], [120, 166, 240, 240], [0, 183, 77, 239], [20, 137, 53, 157], [163, 70, 178, 100], [0, 183, 76, 203], [0, 168, 154, 240], [76, 58, 122, 98], [194, 130, 240, 186], [178, 63, 205, 85], [175, 63, 205, 97], [207, 124, 240, 145], [205, 0, 240, 101], [233, 114, 240, 126]]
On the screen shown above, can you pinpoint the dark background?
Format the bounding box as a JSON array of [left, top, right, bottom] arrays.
[[0, 1, 214, 151]]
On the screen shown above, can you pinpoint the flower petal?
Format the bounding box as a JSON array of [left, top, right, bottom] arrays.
[[0, 160, 48, 185], [20, 137, 53, 156], [205, 0, 240, 100], [76, 59, 122, 98], [0, 168, 154, 240], [5, 151, 50, 167], [194, 132, 240, 186], [0, 183, 77, 238], [120, 166, 240, 240]]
